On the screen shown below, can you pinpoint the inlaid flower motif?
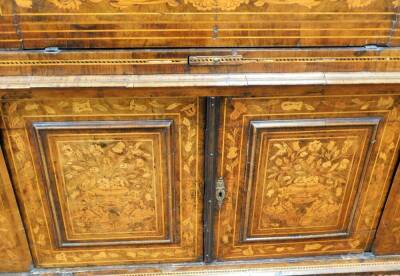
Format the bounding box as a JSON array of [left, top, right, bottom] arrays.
[[72, 101, 93, 113], [255, 0, 320, 9], [260, 137, 358, 229], [346, 0, 375, 8], [48, 0, 82, 10], [14, 0, 383, 11], [184, 0, 239, 10], [60, 139, 157, 234]]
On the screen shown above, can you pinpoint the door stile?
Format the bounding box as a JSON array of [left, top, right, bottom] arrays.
[[203, 97, 221, 263]]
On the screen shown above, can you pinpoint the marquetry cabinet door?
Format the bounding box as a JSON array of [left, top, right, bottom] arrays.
[[1, 94, 204, 267], [215, 92, 400, 261]]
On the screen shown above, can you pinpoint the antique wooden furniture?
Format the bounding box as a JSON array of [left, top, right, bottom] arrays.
[[1, 0, 400, 275]]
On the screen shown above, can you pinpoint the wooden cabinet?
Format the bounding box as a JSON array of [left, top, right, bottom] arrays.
[[0, 85, 400, 273], [215, 92, 400, 260], [1, 94, 204, 267], [2, 0, 400, 272]]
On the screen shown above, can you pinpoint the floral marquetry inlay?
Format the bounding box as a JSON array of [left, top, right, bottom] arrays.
[[241, 121, 377, 242], [55, 137, 159, 238], [14, 0, 400, 11], [258, 136, 359, 231], [2, 96, 203, 267], [217, 95, 400, 261], [33, 120, 176, 246]]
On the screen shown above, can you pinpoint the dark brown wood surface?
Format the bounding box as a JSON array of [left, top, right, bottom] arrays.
[[0, 0, 399, 49], [215, 90, 400, 261], [0, 146, 32, 272]]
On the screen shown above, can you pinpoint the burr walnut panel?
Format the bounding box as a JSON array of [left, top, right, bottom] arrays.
[[1, 95, 204, 268], [242, 119, 379, 243], [216, 93, 400, 261], [1, 0, 398, 49], [31, 120, 175, 247]]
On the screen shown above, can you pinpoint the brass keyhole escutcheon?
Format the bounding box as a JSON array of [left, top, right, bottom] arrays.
[[216, 177, 225, 208]]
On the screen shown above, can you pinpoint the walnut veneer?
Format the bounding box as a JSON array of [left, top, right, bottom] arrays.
[[1, 0, 400, 274]]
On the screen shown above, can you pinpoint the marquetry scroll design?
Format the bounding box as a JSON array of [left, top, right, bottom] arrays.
[[241, 119, 378, 243], [1, 96, 203, 267], [216, 94, 400, 260], [13, 0, 400, 11]]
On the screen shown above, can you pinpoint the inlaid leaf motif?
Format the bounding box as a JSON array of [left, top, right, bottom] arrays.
[[14, 0, 32, 8], [259, 137, 358, 229], [48, 0, 82, 10], [72, 100, 92, 113], [166, 103, 182, 110], [2, 96, 203, 265], [346, 0, 375, 8], [255, 0, 320, 8], [58, 139, 158, 234]]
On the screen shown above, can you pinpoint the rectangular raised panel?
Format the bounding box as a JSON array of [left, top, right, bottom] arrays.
[[1, 95, 203, 267], [242, 118, 379, 242], [216, 94, 400, 261], [32, 120, 175, 247]]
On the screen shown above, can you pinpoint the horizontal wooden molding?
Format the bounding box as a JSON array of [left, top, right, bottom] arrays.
[[2, 48, 400, 76], [2, 56, 400, 67], [30, 254, 400, 275], [2, 72, 400, 89]]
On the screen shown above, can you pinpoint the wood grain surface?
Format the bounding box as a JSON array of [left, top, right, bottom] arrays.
[[0, 94, 204, 267], [0, 0, 399, 49], [215, 90, 400, 260], [2, 48, 400, 76], [0, 146, 32, 272], [373, 163, 400, 255]]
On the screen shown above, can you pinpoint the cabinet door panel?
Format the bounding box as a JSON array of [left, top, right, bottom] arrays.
[[0, 146, 32, 272], [372, 164, 400, 255], [1, 95, 204, 267], [216, 93, 400, 261]]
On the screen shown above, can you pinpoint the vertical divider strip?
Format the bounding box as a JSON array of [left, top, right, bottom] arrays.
[[203, 96, 220, 263]]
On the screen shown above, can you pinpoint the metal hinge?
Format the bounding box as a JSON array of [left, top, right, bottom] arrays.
[[43, 47, 61, 54], [188, 55, 245, 66], [216, 177, 225, 208]]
